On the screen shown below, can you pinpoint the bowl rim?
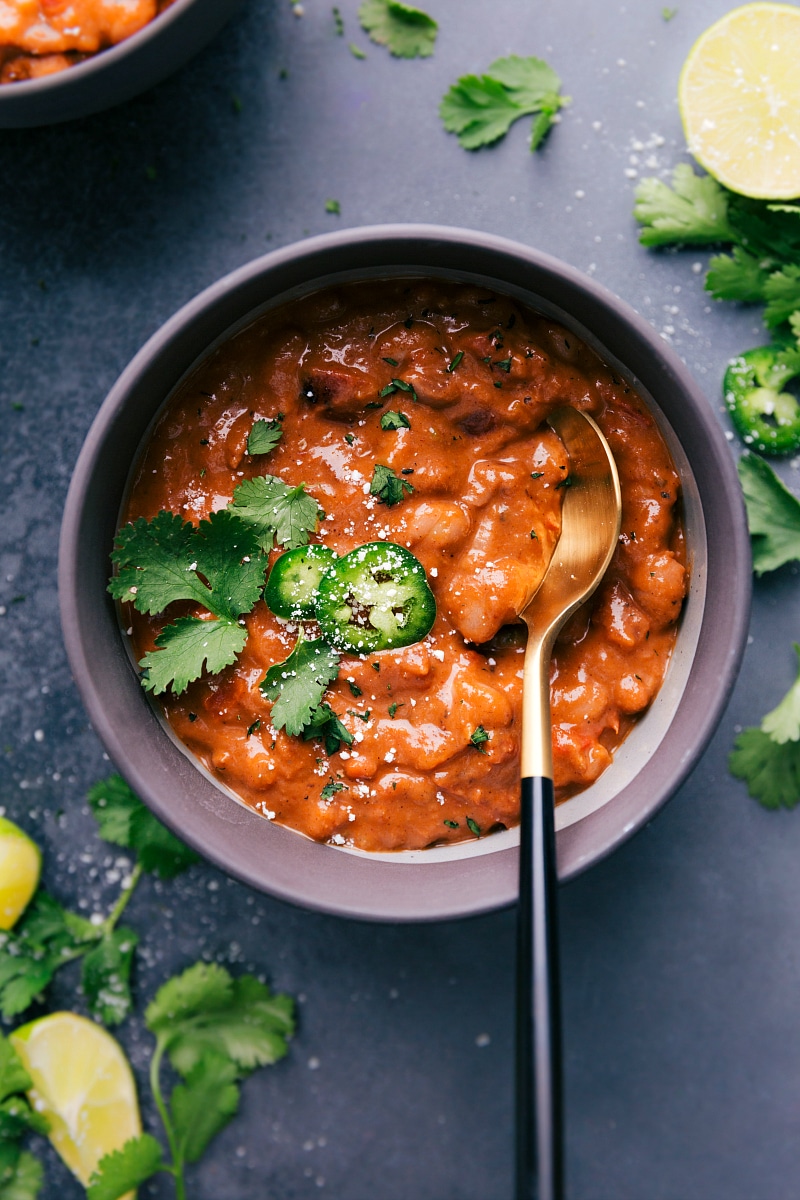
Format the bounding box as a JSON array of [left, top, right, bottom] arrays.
[[58, 223, 752, 921], [0, 0, 201, 98]]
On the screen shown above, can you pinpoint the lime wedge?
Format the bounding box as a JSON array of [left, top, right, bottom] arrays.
[[0, 816, 41, 930], [679, 2, 800, 199], [10, 1013, 142, 1194]]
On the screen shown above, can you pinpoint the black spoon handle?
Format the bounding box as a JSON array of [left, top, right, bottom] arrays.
[[515, 774, 564, 1200]]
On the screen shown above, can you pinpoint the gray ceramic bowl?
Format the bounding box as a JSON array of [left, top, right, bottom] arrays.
[[0, 0, 241, 128], [59, 225, 751, 921]]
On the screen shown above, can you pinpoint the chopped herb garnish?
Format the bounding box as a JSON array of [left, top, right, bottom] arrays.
[[349, 41, 367, 58], [370, 463, 415, 505], [470, 725, 491, 752], [380, 410, 411, 431], [325, 199, 341, 215], [530, 471, 543, 479], [321, 780, 346, 800], [348, 681, 363, 696], [446, 351, 464, 373], [247, 419, 283, 456], [388, 702, 404, 718], [444, 819, 459, 829], [530, 530, 537, 539], [379, 378, 418, 402], [495, 357, 512, 372], [246, 719, 261, 737], [345, 433, 355, 445], [333, 5, 344, 34], [466, 817, 481, 837], [554, 477, 572, 490], [371, 662, 381, 672], [303, 702, 354, 756], [382, 356, 399, 366]]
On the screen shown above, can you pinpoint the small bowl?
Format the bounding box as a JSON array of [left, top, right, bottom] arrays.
[[59, 225, 751, 921], [0, 0, 241, 128]]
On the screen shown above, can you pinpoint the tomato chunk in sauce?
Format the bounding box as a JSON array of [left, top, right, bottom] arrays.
[[120, 279, 687, 852]]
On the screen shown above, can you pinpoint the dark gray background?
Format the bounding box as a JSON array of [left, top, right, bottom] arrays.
[[0, 1, 796, 1197]]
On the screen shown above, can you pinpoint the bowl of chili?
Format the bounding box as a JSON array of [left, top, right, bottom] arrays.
[[59, 225, 751, 921], [0, 0, 241, 128]]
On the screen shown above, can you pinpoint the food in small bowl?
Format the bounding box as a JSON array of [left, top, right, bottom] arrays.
[[59, 227, 751, 920], [0, 0, 173, 84], [0, 0, 240, 126], [112, 278, 688, 854]]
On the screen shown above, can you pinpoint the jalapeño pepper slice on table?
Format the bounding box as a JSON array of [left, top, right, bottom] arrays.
[[315, 542, 436, 653], [724, 343, 800, 455], [265, 544, 337, 619]]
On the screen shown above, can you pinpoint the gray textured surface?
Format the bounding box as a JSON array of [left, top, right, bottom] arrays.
[[0, 1, 796, 1197]]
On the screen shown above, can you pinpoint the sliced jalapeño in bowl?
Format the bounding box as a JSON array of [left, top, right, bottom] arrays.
[[265, 544, 337, 619], [315, 542, 436, 653]]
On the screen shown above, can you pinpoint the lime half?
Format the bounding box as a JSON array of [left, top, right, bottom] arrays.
[[679, 2, 800, 199], [0, 816, 41, 930], [10, 1013, 142, 1193]]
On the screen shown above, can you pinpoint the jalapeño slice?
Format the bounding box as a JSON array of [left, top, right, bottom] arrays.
[[265, 544, 337, 619], [315, 542, 436, 653]]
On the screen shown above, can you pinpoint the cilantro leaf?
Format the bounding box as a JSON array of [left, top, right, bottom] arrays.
[[0, 1038, 31, 1105], [229, 476, 322, 551], [380, 411, 411, 430], [0, 1098, 49, 1142], [730, 727, 800, 809], [370, 463, 414, 505], [145, 962, 295, 1078], [88, 774, 198, 876], [763, 264, 800, 329], [110, 510, 263, 620], [470, 725, 490, 752], [81, 927, 138, 1026], [358, 0, 437, 58], [0, 892, 95, 1021], [87, 1134, 166, 1200], [321, 780, 346, 800], [634, 165, 734, 247], [0, 1149, 43, 1200], [738, 452, 800, 575], [260, 632, 341, 736], [171, 1053, 239, 1164], [760, 645, 800, 744], [705, 247, 770, 303], [728, 194, 800, 263], [140, 615, 247, 696], [87, 773, 199, 877], [247, 419, 282, 456], [441, 55, 566, 151], [303, 703, 354, 756]]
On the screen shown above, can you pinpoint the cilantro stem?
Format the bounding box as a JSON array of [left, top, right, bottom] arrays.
[[101, 861, 143, 936], [150, 1037, 185, 1198]]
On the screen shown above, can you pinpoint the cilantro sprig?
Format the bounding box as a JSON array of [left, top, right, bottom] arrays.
[[0, 775, 197, 1026], [260, 631, 341, 736], [0, 1034, 47, 1199], [738, 453, 800, 575], [110, 475, 323, 696], [440, 55, 568, 152], [730, 645, 800, 809], [358, 0, 437, 58], [110, 510, 264, 697], [87, 962, 294, 1200], [634, 165, 800, 429]]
